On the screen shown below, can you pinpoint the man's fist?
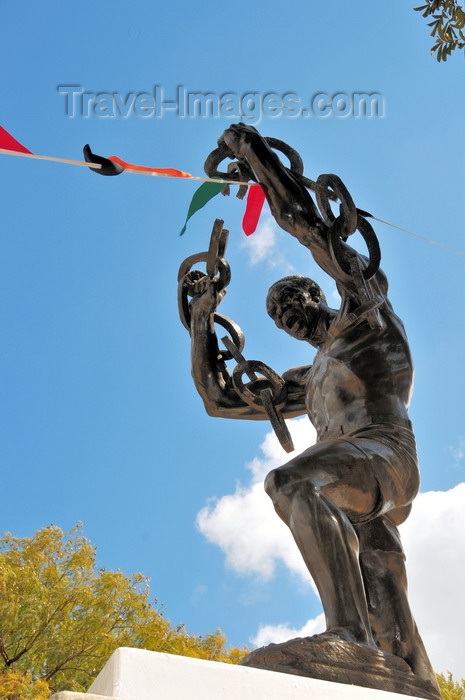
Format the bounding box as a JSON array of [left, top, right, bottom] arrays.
[[189, 275, 224, 314], [220, 123, 261, 161]]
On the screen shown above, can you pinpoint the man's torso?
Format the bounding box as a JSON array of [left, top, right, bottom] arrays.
[[306, 305, 414, 441]]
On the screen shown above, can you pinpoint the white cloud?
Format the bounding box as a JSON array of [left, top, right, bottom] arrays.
[[196, 417, 316, 581], [448, 436, 465, 468], [399, 483, 465, 676], [252, 613, 326, 648], [240, 215, 293, 271], [197, 423, 465, 677]]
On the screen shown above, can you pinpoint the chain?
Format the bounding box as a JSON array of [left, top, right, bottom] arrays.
[[178, 218, 294, 453], [180, 139, 387, 448], [221, 336, 294, 453], [204, 135, 382, 293], [315, 173, 384, 332]]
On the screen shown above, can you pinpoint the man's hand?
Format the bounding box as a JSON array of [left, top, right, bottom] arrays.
[[220, 123, 262, 161], [189, 275, 223, 315]]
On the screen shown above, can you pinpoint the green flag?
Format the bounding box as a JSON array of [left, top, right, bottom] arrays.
[[180, 180, 225, 235]]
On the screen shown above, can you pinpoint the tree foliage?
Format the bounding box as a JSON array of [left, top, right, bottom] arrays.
[[415, 1, 465, 61], [5, 525, 463, 700], [437, 672, 465, 699], [0, 525, 247, 696], [0, 671, 50, 700]]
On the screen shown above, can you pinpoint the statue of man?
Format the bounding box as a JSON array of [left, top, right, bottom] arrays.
[[189, 123, 437, 688]]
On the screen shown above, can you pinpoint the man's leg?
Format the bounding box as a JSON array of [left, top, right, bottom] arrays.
[[356, 517, 439, 689], [264, 440, 379, 648]]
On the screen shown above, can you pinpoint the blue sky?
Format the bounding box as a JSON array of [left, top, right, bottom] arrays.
[[1, 0, 465, 678]]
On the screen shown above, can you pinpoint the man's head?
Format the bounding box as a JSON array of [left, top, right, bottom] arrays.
[[266, 276, 328, 345]]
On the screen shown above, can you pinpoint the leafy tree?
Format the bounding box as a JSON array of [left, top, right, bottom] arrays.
[[0, 525, 246, 696], [415, 1, 465, 61], [437, 672, 465, 699], [0, 671, 50, 700]]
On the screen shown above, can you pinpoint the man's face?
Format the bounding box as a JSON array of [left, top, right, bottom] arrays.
[[266, 282, 322, 343]]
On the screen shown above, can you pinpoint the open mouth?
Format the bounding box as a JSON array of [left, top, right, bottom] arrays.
[[282, 311, 303, 334]]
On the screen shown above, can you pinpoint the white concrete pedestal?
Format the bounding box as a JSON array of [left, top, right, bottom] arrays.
[[49, 647, 429, 700]]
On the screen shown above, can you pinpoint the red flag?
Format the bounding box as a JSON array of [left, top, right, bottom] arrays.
[[0, 126, 32, 154], [242, 185, 266, 236]]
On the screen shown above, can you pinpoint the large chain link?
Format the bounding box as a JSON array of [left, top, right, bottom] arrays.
[[316, 173, 384, 333], [204, 136, 384, 332], [178, 218, 294, 453]]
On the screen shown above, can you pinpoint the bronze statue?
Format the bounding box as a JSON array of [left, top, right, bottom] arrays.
[[179, 124, 440, 699]]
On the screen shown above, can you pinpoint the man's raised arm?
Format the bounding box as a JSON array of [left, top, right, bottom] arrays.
[[221, 124, 326, 249], [221, 123, 389, 300]]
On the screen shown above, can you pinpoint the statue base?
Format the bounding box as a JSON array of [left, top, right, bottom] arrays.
[[48, 646, 441, 700], [240, 636, 440, 700]]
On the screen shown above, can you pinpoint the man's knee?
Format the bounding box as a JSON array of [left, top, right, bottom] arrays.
[[264, 465, 300, 501], [264, 467, 284, 502], [265, 464, 318, 526], [265, 445, 380, 523], [265, 459, 321, 513], [264, 466, 301, 518]]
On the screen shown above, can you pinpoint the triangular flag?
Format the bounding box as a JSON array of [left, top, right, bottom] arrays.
[[242, 185, 266, 235], [0, 126, 32, 154], [180, 181, 225, 235]]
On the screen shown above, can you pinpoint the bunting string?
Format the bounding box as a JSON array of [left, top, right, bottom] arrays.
[[0, 146, 252, 184], [0, 124, 463, 254], [370, 216, 465, 258], [0, 147, 102, 170]]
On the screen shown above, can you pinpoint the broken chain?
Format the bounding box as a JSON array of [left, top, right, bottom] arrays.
[[316, 173, 383, 332], [204, 134, 382, 294], [178, 218, 294, 453]]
